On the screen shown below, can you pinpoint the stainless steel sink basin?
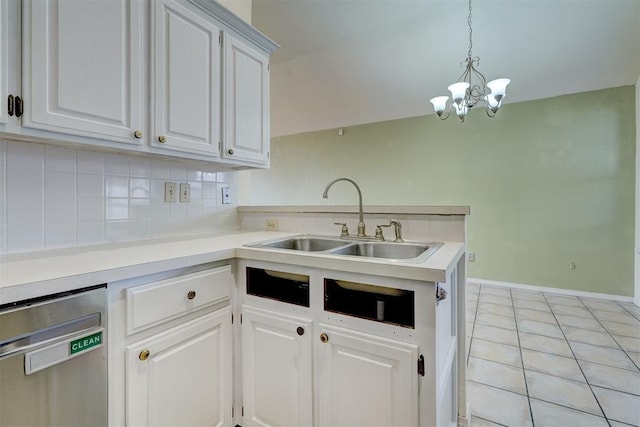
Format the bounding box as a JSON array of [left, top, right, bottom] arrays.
[[329, 242, 432, 260], [251, 236, 349, 251], [246, 235, 442, 263]]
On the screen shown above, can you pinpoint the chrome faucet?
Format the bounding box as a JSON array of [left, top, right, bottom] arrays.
[[376, 219, 404, 243], [322, 177, 367, 237]]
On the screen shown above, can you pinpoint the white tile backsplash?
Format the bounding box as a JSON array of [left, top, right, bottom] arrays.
[[45, 197, 76, 223], [77, 174, 104, 198], [45, 146, 76, 173], [0, 140, 240, 254], [104, 153, 130, 176], [45, 172, 76, 199], [77, 151, 104, 175], [7, 141, 44, 171], [45, 221, 77, 249], [129, 157, 151, 178]]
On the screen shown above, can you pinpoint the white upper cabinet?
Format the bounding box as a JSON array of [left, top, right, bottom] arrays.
[[1, 0, 21, 131], [151, 0, 221, 156], [0, 0, 7, 126], [22, 0, 143, 145], [223, 34, 270, 165], [4, 0, 277, 167]]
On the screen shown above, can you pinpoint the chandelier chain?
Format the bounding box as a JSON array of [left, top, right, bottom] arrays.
[[467, 0, 473, 59]]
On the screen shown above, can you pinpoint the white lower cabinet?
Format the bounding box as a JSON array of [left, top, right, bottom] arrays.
[[317, 324, 419, 427], [240, 308, 420, 427], [126, 307, 232, 427], [242, 305, 313, 427]]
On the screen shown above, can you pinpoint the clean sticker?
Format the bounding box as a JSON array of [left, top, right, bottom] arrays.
[[70, 331, 102, 355]]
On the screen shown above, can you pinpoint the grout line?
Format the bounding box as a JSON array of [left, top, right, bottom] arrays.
[[467, 379, 529, 399], [467, 286, 482, 365], [589, 382, 640, 399], [576, 300, 640, 373], [471, 415, 509, 427], [542, 293, 611, 424], [570, 351, 640, 374], [528, 396, 610, 423], [468, 354, 523, 370], [509, 287, 535, 427], [617, 302, 640, 322]]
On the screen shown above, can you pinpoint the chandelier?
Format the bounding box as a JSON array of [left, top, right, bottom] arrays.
[[429, 0, 510, 122]]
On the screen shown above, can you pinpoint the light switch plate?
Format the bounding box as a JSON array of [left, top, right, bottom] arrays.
[[164, 182, 177, 203], [179, 183, 190, 203], [221, 186, 231, 205]]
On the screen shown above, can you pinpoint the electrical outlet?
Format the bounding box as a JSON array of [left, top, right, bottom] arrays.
[[164, 182, 177, 203], [179, 183, 190, 203], [468, 253, 476, 262], [266, 219, 279, 231], [221, 186, 231, 205]]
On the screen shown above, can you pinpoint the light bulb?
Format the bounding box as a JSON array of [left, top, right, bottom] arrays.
[[487, 78, 510, 102], [447, 82, 470, 105], [429, 96, 449, 115]]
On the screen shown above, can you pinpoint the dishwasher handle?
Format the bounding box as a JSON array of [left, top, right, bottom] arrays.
[[0, 313, 102, 359]]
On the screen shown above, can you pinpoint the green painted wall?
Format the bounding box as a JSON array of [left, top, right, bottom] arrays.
[[246, 86, 636, 296]]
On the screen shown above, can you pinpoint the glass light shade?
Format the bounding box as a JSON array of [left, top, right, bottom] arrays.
[[429, 96, 449, 114], [453, 102, 468, 118], [486, 78, 510, 101], [485, 94, 500, 109], [447, 82, 470, 104]]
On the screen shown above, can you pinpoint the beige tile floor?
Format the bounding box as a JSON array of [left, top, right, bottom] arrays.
[[466, 283, 640, 427]]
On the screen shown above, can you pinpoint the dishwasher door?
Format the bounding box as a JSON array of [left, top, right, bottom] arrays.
[[0, 285, 107, 427]]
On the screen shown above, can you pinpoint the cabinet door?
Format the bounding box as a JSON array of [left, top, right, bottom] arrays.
[[223, 35, 270, 165], [317, 324, 419, 427], [0, 0, 7, 126], [127, 308, 232, 427], [1, 0, 22, 132], [242, 306, 313, 427], [22, 0, 143, 144], [152, 0, 221, 156]]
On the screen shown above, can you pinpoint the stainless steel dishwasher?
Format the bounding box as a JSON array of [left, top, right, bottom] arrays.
[[0, 285, 107, 427]]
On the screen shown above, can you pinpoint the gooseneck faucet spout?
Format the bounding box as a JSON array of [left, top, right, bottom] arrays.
[[322, 177, 366, 237]]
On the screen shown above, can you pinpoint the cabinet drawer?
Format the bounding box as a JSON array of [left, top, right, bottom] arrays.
[[126, 266, 232, 334]]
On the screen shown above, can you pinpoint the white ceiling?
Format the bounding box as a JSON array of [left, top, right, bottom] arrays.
[[251, 0, 640, 137]]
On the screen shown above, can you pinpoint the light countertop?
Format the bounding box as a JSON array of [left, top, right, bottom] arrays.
[[0, 231, 465, 304], [238, 205, 471, 215]]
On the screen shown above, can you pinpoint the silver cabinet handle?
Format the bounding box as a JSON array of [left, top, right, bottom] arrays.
[[436, 285, 448, 305]]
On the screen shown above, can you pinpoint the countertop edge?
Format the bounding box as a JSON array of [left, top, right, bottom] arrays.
[[237, 205, 471, 216], [0, 232, 464, 303]]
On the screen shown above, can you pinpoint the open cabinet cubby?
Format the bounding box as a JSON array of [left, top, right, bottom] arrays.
[[324, 278, 415, 328], [246, 267, 310, 307]]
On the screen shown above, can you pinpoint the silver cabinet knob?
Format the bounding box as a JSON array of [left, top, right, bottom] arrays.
[[320, 333, 329, 343], [227, 148, 234, 155], [133, 130, 143, 139], [158, 135, 166, 143]]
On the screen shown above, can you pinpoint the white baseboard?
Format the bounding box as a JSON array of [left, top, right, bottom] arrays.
[[467, 277, 635, 303]]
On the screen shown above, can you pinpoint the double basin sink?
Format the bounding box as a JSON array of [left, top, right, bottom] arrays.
[[246, 235, 442, 263]]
